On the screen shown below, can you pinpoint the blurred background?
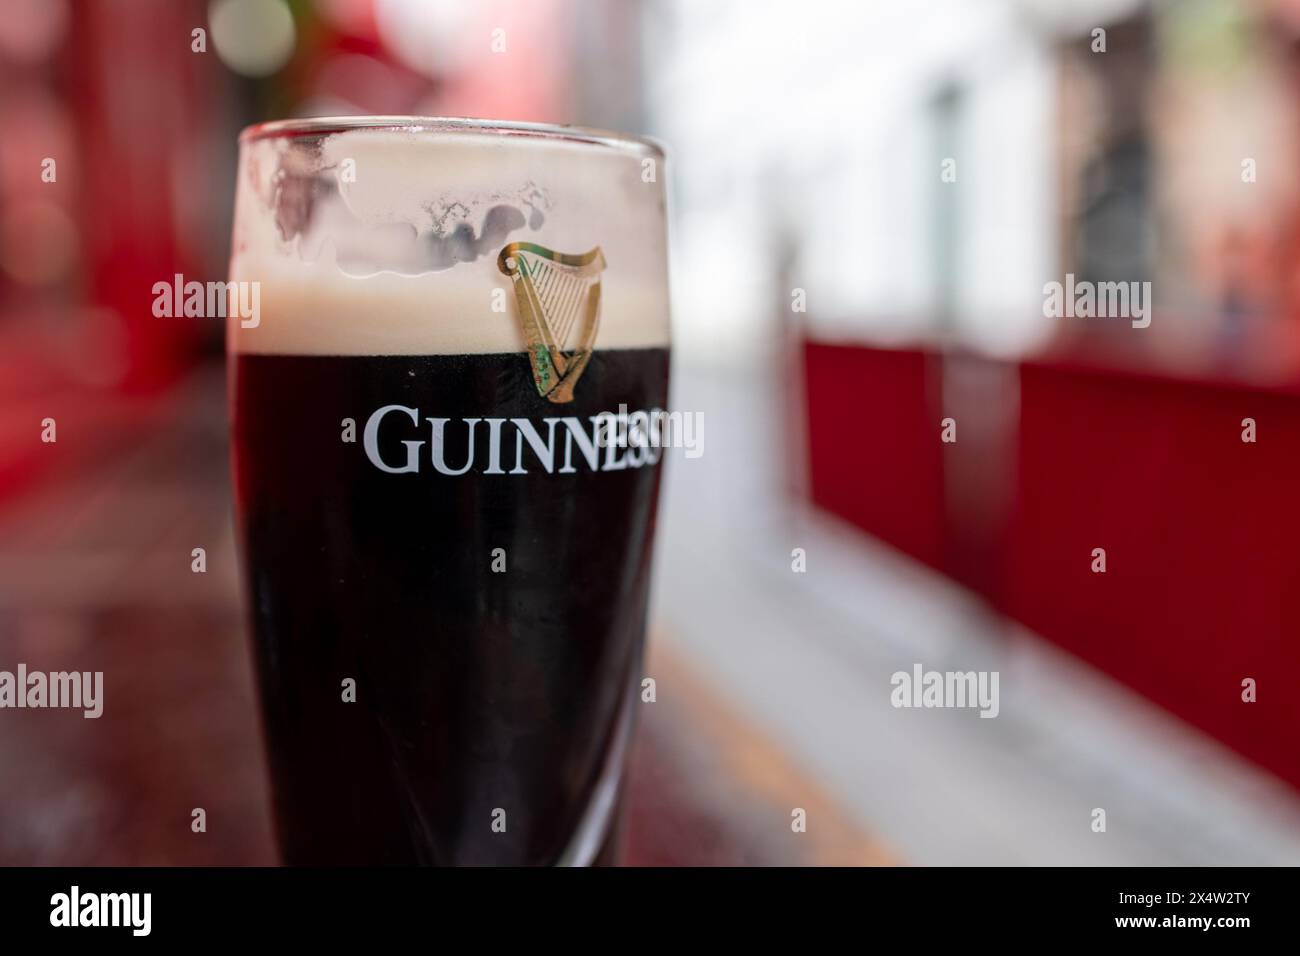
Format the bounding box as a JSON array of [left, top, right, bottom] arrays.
[[4, 0, 1300, 864]]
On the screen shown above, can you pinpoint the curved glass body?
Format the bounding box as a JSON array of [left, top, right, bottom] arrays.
[[227, 118, 671, 865]]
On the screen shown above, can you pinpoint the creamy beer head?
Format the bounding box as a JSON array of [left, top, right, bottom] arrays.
[[229, 117, 669, 357]]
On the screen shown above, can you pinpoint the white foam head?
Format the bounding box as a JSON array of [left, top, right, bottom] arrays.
[[228, 118, 670, 355]]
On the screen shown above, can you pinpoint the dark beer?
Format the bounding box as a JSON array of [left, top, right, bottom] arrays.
[[228, 118, 671, 864], [232, 348, 668, 864]]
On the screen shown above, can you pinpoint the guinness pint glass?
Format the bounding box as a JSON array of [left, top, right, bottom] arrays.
[[227, 118, 670, 865]]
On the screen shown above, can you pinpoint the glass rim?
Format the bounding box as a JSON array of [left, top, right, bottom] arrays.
[[239, 115, 666, 158]]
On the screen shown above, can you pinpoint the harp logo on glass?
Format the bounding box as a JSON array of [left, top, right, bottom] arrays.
[[497, 242, 606, 403]]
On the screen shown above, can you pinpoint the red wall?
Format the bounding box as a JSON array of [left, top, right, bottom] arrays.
[[803, 340, 1300, 790], [803, 342, 946, 570], [1002, 361, 1300, 786]]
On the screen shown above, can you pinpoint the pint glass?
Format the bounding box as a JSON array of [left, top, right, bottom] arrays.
[[227, 118, 670, 865]]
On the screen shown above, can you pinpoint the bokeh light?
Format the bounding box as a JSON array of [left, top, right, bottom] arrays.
[[210, 0, 297, 78]]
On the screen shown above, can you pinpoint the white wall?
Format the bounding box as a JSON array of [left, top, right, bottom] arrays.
[[642, 0, 1059, 362]]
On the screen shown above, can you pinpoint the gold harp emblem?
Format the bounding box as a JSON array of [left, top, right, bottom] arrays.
[[497, 241, 606, 403]]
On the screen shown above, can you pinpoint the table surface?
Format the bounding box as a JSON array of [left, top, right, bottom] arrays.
[[0, 369, 891, 866]]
